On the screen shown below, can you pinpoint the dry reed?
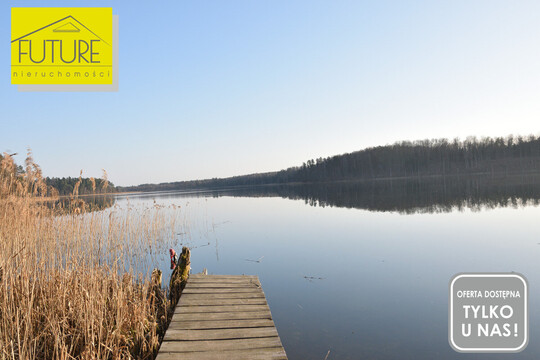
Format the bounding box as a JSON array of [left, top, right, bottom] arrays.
[[0, 152, 181, 359]]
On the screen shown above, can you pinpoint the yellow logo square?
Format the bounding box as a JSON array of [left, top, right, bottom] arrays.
[[11, 8, 113, 85]]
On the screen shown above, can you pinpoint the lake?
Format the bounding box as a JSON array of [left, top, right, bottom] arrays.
[[114, 177, 540, 359]]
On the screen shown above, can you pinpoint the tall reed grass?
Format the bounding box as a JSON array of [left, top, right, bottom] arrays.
[[0, 152, 181, 359]]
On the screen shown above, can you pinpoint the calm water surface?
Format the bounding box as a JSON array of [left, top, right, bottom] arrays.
[[114, 181, 540, 359]]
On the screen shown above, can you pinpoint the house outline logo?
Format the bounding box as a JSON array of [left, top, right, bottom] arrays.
[[11, 8, 114, 86], [11, 15, 111, 47]]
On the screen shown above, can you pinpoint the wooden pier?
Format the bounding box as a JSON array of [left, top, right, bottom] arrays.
[[156, 274, 287, 360]]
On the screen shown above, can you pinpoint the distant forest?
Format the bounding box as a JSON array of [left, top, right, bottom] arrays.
[[46, 177, 117, 196], [121, 134, 540, 192]]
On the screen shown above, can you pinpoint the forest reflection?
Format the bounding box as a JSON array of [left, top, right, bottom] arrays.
[[185, 175, 540, 214], [49, 194, 116, 213]]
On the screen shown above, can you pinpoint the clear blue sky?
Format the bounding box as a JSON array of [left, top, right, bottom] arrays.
[[2, 1, 540, 186]]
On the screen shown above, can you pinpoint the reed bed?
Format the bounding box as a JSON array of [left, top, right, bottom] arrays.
[[0, 152, 182, 359]]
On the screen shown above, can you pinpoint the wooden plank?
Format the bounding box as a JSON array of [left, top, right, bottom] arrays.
[[168, 319, 276, 330], [185, 282, 260, 287], [175, 310, 273, 321], [183, 288, 263, 294], [179, 297, 267, 306], [186, 283, 261, 289], [189, 274, 259, 281], [155, 347, 287, 360], [187, 279, 259, 284], [176, 305, 269, 314], [180, 292, 265, 299], [188, 278, 260, 283], [164, 327, 279, 341], [159, 337, 283, 352]]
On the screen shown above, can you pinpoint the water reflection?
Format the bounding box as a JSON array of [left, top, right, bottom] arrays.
[[52, 194, 116, 212], [111, 178, 540, 359], [44, 194, 116, 213], [161, 175, 540, 214]]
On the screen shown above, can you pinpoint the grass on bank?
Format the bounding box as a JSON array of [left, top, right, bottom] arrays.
[[0, 152, 182, 359]]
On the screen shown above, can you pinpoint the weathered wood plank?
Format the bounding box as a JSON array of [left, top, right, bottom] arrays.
[[176, 310, 273, 321], [189, 275, 257, 279], [159, 337, 283, 352], [188, 276, 251, 278], [168, 318, 276, 330], [155, 347, 287, 360], [180, 292, 265, 299], [185, 282, 260, 287], [183, 288, 263, 294], [176, 304, 269, 313], [164, 327, 279, 341], [186, 283, 261, 289], [187, 278, 260, 284], [179, 297, 267, 306], [187, 279, 259, 284]]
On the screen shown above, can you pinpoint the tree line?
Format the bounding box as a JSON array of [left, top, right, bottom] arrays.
[[292, 134, 540, 182], [45, 177, 116, 196], [121, 134, 540, 192]]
